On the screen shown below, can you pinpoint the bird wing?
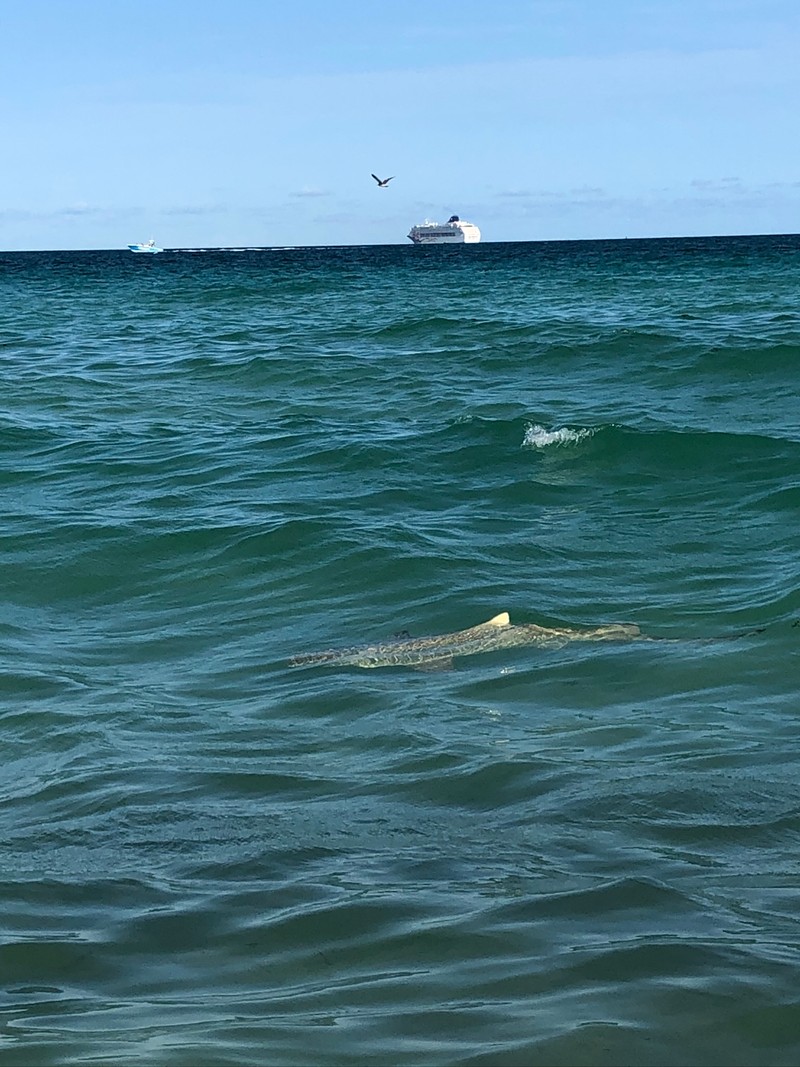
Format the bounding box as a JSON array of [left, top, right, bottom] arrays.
[[371, 174, 381, 183]]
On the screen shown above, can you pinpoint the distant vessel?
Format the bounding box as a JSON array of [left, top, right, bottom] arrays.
[[128, 239, 162, 254], [407, 215, 480, 245]]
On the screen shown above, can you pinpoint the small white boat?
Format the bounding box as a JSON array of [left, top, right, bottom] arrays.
[[128, 239, 163, 254], [407, 215, 480, 245]]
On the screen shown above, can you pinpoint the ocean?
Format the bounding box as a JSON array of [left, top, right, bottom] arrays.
[[1, 235, 799, 1066]]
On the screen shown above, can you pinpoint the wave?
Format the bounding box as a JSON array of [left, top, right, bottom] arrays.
[[522, 423, 596, 449], [516, 417, 800, 459]]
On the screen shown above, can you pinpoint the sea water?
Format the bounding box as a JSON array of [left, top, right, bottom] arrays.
[[1, 236, 799, 1066]]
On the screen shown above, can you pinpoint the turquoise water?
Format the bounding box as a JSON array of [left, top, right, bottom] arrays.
[[1, 236, 800, 1065]]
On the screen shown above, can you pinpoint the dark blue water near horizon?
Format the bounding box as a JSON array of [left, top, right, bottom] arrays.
[[2, 235, 800, 1065]]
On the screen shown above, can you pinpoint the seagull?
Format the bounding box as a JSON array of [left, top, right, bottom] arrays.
[[371, 174, 395, 188]]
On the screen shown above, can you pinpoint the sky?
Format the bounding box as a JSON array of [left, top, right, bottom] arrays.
[[1, 0, 799, 249]]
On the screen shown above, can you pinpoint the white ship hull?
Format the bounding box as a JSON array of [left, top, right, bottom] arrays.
[[407, 215, 480, 245]]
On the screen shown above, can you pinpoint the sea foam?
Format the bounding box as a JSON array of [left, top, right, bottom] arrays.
[[522, 423, 595, 448]]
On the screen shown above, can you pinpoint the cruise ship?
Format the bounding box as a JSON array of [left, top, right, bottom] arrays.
[[407, 215, 481, 245]]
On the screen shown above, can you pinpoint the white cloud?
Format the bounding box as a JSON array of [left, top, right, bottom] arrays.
[[290, 186, 330, 198]]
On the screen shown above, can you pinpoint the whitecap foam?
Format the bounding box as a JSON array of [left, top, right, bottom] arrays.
[[522, 423, 595, 449]]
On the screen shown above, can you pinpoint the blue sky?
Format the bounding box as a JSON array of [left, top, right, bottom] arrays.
[[1, 0, 799, 248]]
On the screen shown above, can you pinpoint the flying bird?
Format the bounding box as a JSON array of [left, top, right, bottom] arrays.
[[371, 174, 395, 188]]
